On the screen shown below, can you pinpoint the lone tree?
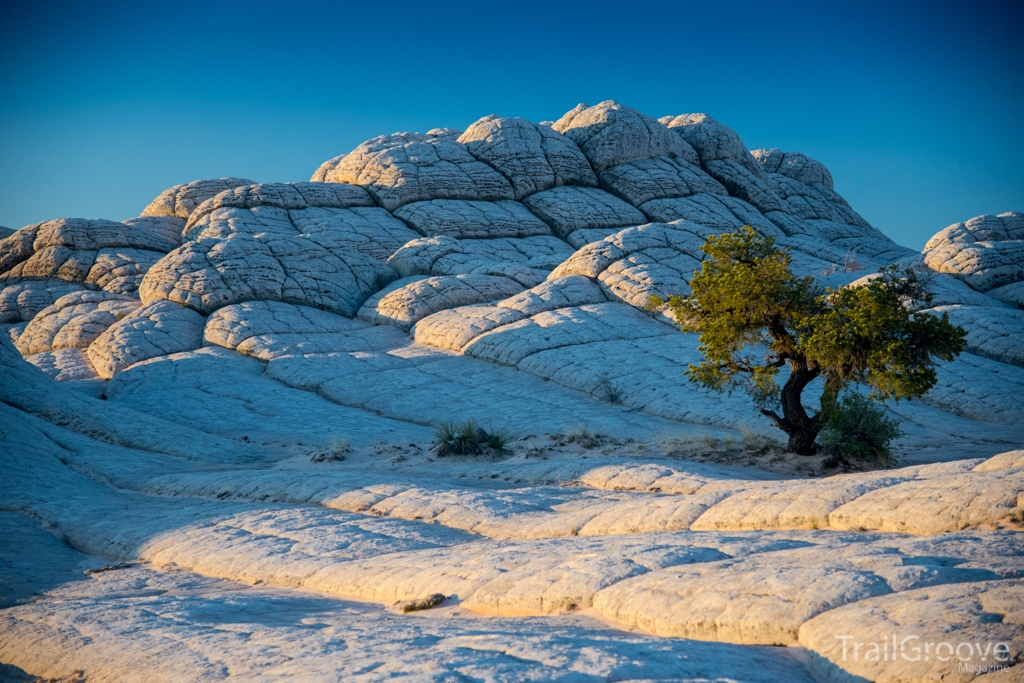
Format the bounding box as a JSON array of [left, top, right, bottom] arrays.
[[651, 227, 967, 455]]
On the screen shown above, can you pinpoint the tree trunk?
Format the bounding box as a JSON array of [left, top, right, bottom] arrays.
[[760, 361, 821, 455]]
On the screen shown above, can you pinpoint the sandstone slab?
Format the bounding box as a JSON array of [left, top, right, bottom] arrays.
[[87, 300, 206, 378], [457, 115, 598, 199]]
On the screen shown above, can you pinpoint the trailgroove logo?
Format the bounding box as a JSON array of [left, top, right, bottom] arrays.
[[835, 635, 1012, 667]]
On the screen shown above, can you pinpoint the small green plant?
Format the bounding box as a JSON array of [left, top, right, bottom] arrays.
[[402, 593, 447, 613], [432, 420, 513, 456], [486, 427, 514, 454], [433, 420, 483, 456], [566, 425, 601, 449], [817, 393, 903, 465]]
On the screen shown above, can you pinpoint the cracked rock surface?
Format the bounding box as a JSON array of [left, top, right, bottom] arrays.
[[141, 177, 255, 218], [924, 212, 1024, 295], [2, 100, 1023, 682]]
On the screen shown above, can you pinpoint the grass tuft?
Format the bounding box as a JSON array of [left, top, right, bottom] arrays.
[[565, 425, 601, 449]]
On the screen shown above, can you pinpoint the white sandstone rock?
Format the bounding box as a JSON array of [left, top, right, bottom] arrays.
[[413, 304, 527, 351], [87, 300, 206, 378], [311, 131, 514, 211], [183, 203, 419, 262], [204, 299, 364, 348], [1, 244, 98, 283], [661, 113, 766, 180], [141, 177, 255, 218], [598, 156, 727, 205], [388, 234, 573, 285], [767, 173, 867, 226], [31, 217, 181, 253], [987, 280, 1024, 307], [975, 450, 1024, 472], [139, 231, 397, 316], [0, 223, 39, 273], [0, 280, 85, 323], [120, 215, 186, 251], [358, 274, 524, 330], [703, 158, 785, 214], [921, 352, 1024, 426], [15, 290, 140, 355], [498, 275, 608, 316], [411, 276, 608, 351], [84, 247, 165, 295], [639, 192, 785, 238], [751, 148, 834, 188], [204, 300, 400, 360], [563, 227, 633, 249], [386, 235, 464, 277], [183, 181, 374, 230], [551, 222, 712, 306], [458, 115, 598, 199], [923, 305, 1024, 368], [0, 219, 184, 300], [25, 347, 100, 381], [523, 186, 646, 240], [393, 199, 552, 239], [798, 580, 1024, 683], [828, 468, 1023, 533], [463, 302, 669, 366], [593, 539, 1021, 645], [923, 212, 1024, 292], [554, 101, 698, 172]]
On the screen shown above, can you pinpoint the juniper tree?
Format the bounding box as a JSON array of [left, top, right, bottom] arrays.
[[651, 227, 967, 455]]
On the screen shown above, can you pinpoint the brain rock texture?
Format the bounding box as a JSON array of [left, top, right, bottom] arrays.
[[2, 100, 1023, 683]]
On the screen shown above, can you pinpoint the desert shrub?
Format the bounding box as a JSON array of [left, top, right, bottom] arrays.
[[432, 420, 512, 456], [565, 425, 601, 449], [817, 393, 903, 464], [485, 427, 514, 454], [594, 373, 623, 404]]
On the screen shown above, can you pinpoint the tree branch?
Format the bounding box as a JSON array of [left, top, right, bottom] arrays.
[[759, 408, 789, 433]]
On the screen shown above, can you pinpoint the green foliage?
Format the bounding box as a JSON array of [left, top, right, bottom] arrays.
[[650, 226, 823, 409], [652, 226, 967, 454], [485, 427, 514, 454], [817, 393, 903, 465], [432, 420, 512, 456], [803, 266, 967, 401]]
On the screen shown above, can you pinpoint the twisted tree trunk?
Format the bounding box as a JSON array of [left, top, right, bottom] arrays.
[[760, 361, 821, 455]]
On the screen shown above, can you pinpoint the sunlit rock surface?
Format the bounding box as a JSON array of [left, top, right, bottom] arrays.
[[1, 100, 1022, 682]]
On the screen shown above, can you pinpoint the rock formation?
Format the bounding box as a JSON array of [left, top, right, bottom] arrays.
[[1, 101, 1021, 682]]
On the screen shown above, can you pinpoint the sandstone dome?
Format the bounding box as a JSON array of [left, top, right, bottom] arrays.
[[2, 102, 1022, 683]]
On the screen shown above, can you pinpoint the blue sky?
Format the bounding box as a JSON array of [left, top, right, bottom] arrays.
[[1, 0, 1021, 249]]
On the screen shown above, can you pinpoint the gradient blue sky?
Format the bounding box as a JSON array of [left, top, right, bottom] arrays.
[[1, 1, 1021, 249]]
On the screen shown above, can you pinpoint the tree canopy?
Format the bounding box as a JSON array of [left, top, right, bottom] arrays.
[[651, 227, 967, 455]]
